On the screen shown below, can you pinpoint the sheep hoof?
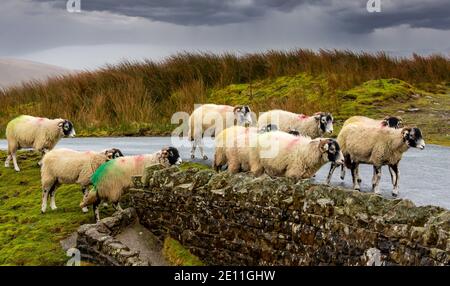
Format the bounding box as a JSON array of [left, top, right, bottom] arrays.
[[340, 175, 345, 180], [202, 155, 208, 160], [191, 154, 195, 159], [392, 193, 398, 198], [14, 168, 21, 172], [357, 178, 362, 183], [51, 206, 57, 211]]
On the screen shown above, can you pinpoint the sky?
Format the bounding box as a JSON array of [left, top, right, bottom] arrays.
[[1, 0, 449, 70]]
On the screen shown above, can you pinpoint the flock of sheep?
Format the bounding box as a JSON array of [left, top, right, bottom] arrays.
[[3, 103, 425, 221]]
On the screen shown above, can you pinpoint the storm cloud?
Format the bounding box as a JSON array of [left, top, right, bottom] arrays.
[[0, 0, 448, 69]]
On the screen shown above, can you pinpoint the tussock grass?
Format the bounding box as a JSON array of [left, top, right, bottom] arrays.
[[0, 50, 448, 137]]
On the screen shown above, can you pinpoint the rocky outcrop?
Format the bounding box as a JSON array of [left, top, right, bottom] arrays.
[[76, 208, 149, 266], [125, 164, 449, 266]]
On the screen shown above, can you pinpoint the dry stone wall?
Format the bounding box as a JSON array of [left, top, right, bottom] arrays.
[[123, 165, 449, 266]]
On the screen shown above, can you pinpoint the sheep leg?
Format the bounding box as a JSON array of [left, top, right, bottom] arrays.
[[93, 201, 101, 222], [4, 155, 11, 168], [197, 138, 208, 160], [41, 189, 49, 213], [350, 162, 360, 191], [389, 164, 400, 197], [326, 162, 337, 185], [80, 187, 89, 213], [190, 140, 197, 159], [371, 166, 382, 194], [49, 183, 58, 210], [340, 165, 346, 180], [12, 152, 20, 172]]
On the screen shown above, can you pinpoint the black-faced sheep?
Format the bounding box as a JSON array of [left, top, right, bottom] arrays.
[[335, 123, 425, 196], [257, 109, 334, 139], [80, 147, 182, 221], [326, 115, 404, 184], [4, 115, 75, 172], [188, 104, 252, 160], [248, 131, 344, 179], [40, 148, 123, 213]]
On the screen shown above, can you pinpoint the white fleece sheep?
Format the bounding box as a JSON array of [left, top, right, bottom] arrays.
[[336, 123, 425, 196], [188, 104, 253, 160], [214, 126, 258, 173], [4, 115, 75, 172], [257, 109, 334, 139], [40, 148, 123, 213], [80, 147, 182, 221], [248, 131, 344, 179], [326, 115, 404, 184]]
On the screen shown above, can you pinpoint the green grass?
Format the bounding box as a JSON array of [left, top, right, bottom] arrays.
[[179, 161, 212, 171], [163, 237, 204, 266], [0, 151, 110, 265]]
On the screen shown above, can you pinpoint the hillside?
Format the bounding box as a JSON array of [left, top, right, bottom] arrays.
[[0, 50, 448, 145], [0, 58, 72, 90]]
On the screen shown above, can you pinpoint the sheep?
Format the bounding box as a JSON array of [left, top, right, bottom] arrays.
[[326, 115, 403, 184], [4, 115, 76, 172], [188, 104, 252, 160], [257, 109, 334, 139], [40, 148, 124, 214], [335, 123, 425, 196], [80, 147, 182, 221], [248, 131, 344, 179], [213, 124, 280, 173], [214, 126, 258, 173]]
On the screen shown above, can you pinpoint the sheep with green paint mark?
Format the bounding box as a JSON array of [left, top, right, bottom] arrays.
[[4, 115, 75, 172], [40, 148, 123, 214], [80, 147, 182, 221]]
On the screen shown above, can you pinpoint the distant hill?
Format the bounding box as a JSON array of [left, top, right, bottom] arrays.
[[0, 58, 72, 90]]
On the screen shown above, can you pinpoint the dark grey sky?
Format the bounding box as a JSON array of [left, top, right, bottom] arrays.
[[1, 0, 449, 69]]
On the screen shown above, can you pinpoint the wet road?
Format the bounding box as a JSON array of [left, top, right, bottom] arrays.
[[1, 137, 449, 209]]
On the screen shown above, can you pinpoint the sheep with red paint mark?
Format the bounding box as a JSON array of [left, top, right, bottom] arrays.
[[326, 115, 404, 184], [188, 104, 253, 160], [80, 147, 182, 221], [257, 109, 333, 139], [40, 148, 123, 214], [248, 131, 343, 179], [4, 115, 75, 172]]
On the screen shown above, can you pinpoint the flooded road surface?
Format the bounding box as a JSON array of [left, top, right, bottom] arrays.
[[1, 137, 449, 209]]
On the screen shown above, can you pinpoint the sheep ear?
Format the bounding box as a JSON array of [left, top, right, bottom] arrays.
[[319, 140, 329, 152], [402, 128, 411, 138], [381, 116, 390, 127], [58, 121, 64, 128], [314, 113, 321, 121], [233, 106, 242, 113]]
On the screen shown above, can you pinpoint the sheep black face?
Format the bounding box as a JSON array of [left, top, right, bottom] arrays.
[[234, 105, 253, 127], [315, 113, 334, 134], [382, 116, 403, 128], [59, 120, 75, 137], [320, 139, 344, 164], [162, 147, 182, 165], [104, 148, 124, 160], [288, 129, 300, 136], [260, 124, 278, 133], [402, 127, 425, 149]]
